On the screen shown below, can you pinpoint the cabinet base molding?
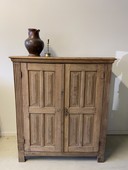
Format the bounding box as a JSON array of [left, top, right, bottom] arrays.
[[25, 151, 98, 157], [20, 151, 105, 162]]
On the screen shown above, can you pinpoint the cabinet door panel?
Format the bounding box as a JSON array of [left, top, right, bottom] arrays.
[[44, 72, 55, 107], [44, 114, 55, 146], [65, 64, 104, 152], [69, 115, 81, 146], [30, 113, 43, 146], [22, 63, 64, 152]]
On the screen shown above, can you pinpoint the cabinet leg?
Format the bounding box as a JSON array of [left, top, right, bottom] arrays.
[[18, 152, 26, 162], [97, 155, 105, 163]]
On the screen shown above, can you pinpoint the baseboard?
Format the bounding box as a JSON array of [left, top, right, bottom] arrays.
[[1, 131, 128, 137], [0, 132, 16, 137], [108, 130, 128, 135]]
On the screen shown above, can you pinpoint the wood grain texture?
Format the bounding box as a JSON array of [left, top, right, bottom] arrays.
[[13, 63, 25, 162], [64, 64, 104, 153], [85, 72, 96, 106], [44, 72, 54, 107], [44, 114, 55, 146], [21, 63, 63, 152], [10, 56, 116, 64], [97, 64, 113, 162], [29, 71, 40, 107], [83, 115, 94, 145], [30, 114, 42, 146], [10, 57, 115, 162], [25, 151, 97, 157], [70, 71, 81, 106]]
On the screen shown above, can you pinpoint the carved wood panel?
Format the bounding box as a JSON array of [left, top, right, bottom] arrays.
[[22, 63, 64, 152], [29, 71, 40, 107], [30, 113, 55, 147], [21, 63, 104, 153], [65, 64, 104, 152]]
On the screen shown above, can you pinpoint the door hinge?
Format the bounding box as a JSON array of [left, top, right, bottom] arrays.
[[65, 107, 69, 116]]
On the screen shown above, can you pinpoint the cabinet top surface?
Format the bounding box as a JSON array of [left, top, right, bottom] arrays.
[[9, 56, 116, 64]]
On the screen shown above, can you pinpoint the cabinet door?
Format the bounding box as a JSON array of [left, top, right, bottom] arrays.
[[65, 64, 104, 152], [21, 63, 64, 152]]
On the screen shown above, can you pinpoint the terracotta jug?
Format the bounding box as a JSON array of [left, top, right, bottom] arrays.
[[25, 28, 44, 56]]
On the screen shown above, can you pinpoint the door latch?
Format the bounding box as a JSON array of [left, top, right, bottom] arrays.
[[65, 107, 69, 116]]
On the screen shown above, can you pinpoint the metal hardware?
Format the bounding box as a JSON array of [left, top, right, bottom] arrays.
[[45, 39, 51, 57], [65, 107, 69, 116]]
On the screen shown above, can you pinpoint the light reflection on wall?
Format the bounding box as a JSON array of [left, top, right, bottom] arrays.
[[108, 51, 128, 134]]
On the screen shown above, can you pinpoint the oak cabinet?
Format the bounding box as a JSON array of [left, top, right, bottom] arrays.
[[10, 57, 115, 162]]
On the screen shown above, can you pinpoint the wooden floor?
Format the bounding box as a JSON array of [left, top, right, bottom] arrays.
[[0, 135, 128, 170]]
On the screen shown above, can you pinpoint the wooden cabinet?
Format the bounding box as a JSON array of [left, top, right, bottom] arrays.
[[10, 57, 115, 162]]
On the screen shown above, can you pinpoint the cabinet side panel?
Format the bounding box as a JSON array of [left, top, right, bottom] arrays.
[[21, 63, 30, 151], [98, 64, 112, 162], [13, 63, 25, 161]]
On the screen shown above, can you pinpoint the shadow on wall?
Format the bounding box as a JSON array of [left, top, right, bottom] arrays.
[[108, 52, 128, 134]]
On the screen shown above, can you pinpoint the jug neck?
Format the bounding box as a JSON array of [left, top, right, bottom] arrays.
[[28, 28, 40, 38]]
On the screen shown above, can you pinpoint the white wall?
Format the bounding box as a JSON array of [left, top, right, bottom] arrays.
[[0, 0, 128, 136]]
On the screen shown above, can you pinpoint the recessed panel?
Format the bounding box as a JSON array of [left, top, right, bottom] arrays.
[[70, 72, 81, 107], [83, 115, 94, 146], [85, 72, 96, 107], [30, 114, 42, 146], [69, 115, 80, 146], [44, 114, 55, 146], [44, 72, 55, 107], [29, 71, 40, 107]]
